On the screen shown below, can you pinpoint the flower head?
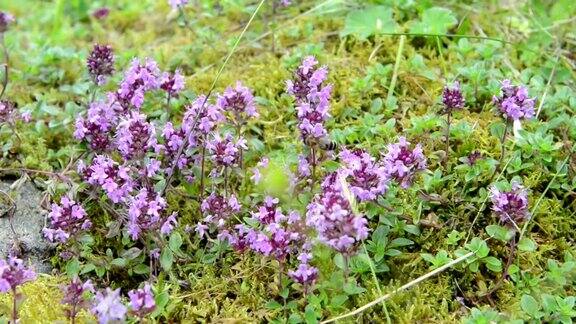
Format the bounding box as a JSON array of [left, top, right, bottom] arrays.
[[489, 181, 530, 226], [217, 81, 258, 122], [183, 95, 224, 137], [339, 149, 388, 201], [0, 100, 18, 124], [92, 288, 127, 324], [306, 174, 369, 255], [382, 137, 427, 188], [0, 256, 36, 293], [207, 133, 247, 167], [74, 99, 118, 152], [287, 56, 332, 141], [128, 283, 155, 318], [169, 0, 189, 9], [61, 277, 94, 320], [87, 44, 115, 86], [43, 196, 92, 243], [92, 7, 110, 19], [82, 155, 133, 203], [493, 80, 535, 121], [201, 193, 241, 228], [288, 262, 318, 286], [127, 188, 168, 240], [116, 58, 161, 111], [160, 70, 185, 97], [442, 81, 465, 113], [116, 112, 156, 160], [0, 12, 14, 33]]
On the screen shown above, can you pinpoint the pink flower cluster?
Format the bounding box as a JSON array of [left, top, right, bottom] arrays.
[[306, 174, 369, 255], [43, 196, 92, 243], [217, 81, 258, 124], [287, 56, 332, 141], [381, 137, 427, 188], [339, 149, 388, 202], [489, 181, 530, 226], [0, 256, 36, 293], [492, 80, 535, 121]]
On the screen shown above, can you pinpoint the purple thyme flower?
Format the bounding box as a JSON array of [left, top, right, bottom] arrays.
[[128, 283, 155, 319], [61, 277, 94, 321], [464, 150, 482, 166], [168, 0, 189, 9], [201, 193, 241, 228], [217, 81, 258, 124], [492, 80, 536, 121], [218, 224, 252, 252], [74, 99, 118, 152], [160, 70, 185, 98], [442, 81, 465, 113], [286, 56, 332, 141], [306, 174, 369, 255], [0, 100, 18, 124], [43, 196, 92, 243], [92, 7, 110, 20], [116, 58, 161, 111], [251, 157, 269, 184], [116, 112, 156, 160], [251, 196, 283, 225], [91, 288, 127, 324], [87, 44, 115, 86], [489, 181, 530, 226], [21, 111, 31, 123], [382, 137, 427, 188], [83, 155, 134, 203], [127, 188, 167, 240], [339, 149, 388, 202], [297, 154, 311, 178], [0, 256, 36, 293], [0, 12, 14, 33], [160, 212, 178, 235], [182, 95, 224, 137], [289, 262, 318, 286], [207, 133, 247, 167]]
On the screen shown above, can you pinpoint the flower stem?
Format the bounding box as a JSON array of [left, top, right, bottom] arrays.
[[499, 122, 509, 168], [11, 288, 17, 324], [0, 34, 9, 101], [200, 143, 206, 198], [444, 110, 452, 167]]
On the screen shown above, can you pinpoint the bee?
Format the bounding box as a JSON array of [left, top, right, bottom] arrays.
[[304, 136, 338, 151], [319, 137, 338, 151]]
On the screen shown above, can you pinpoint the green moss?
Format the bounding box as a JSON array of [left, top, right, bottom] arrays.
[[0, 276, 93, 323]]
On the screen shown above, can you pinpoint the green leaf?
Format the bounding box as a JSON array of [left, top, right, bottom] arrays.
[[341, 6, 398, 40], [133, 264, 150, 275], [485, 225, 514, 242], [466, 237, 490, 258], [121, 247, 142, 260], [518, 237, 537, 252], [266, 300, 283, 310], [521, 295, 542, 318], [410, 7, 457, 35], [169, 232, 183, 252], [66, 258, 80, 277], [343, 282, 366, 295], [111, 258, 127, 268], [160, 248, 174, 271], [483, 256, 502, 272]]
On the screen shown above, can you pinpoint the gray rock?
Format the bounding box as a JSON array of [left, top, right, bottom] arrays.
[[0, 179, 53, 273]]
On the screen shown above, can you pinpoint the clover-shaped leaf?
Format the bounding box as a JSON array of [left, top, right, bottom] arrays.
[[410, 7, 457, 35], [342, 6, 398, 40]]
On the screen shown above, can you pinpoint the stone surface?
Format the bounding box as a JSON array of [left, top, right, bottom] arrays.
[[0, 180, 53, 273]]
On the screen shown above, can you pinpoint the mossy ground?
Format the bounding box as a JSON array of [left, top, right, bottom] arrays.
[[0, 0, 574, 322]]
